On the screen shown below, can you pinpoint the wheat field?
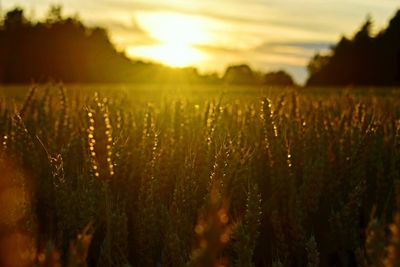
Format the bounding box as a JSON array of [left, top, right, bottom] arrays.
[[0, 84, 399, 267]]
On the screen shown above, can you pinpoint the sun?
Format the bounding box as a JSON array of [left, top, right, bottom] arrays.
[[127, 12, 211, 67], [128, 43, 204, 67]]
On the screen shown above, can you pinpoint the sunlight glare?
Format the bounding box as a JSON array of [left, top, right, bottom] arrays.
[[129, 12, 212, 67], [127, 44, 205, 67], [139, 12, 211, 45]]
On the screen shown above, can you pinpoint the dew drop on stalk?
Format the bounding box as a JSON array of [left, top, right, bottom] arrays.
[[220, 233, 230, 244]]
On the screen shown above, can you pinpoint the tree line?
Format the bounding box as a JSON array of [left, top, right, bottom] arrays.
[[307, 10, 400, 86], [0, 6, 216, 84], [0, 6, 295, 85], [2, 5, 399, 86]]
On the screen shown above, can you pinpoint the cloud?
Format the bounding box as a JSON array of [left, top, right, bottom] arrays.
[[91, 16, 158, 47], [254, 41, 332, 54], [193, 41, 332, 84], [196, 41, 332, 63], [194, 44, 241, 54], [96, 0, 340, 35]]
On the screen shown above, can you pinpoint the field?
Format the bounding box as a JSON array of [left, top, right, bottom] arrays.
[[0, 84, 399, 267]]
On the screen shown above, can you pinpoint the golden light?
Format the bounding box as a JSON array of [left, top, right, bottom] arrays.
[[128, 43, 204, 67], [127, 12, 212, 67]]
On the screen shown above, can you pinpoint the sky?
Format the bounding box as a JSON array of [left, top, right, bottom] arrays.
[[2, 0, 400, 83]]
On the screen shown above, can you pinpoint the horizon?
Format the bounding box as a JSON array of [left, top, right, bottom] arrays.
[[2, 0, 400, 84]]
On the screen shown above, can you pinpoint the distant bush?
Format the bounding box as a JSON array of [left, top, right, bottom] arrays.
[[223, 64, 296, 86], [264, 70, 295, 86], [223, 64, 258, 84]]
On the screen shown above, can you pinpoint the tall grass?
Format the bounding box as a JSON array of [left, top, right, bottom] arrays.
[[0, 85, 398, 266]]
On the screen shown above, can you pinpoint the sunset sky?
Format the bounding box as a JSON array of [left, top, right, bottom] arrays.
[[2, 0, 400, 83]]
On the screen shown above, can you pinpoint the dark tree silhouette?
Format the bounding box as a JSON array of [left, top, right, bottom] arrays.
[[0, 6, 136, 83], [307, 11, 400, 86], [3, 8, 27, 30], [0, 5, 298, 85], [264, 70, 295, 86], [0, 6, 214, 84], [222, 64, 296, 85], [223, 64, 257, 84]]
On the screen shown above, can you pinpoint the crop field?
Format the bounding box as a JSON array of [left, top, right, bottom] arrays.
[[0, 84, 399, 267]]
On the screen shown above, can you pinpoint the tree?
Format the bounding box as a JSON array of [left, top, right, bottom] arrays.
[[223, 64, 256, 84], [306, 11, 400, 86], [46, 5, 63, 23], [263, 70, 295, 86], [0, 5, 213, 84], [4, 8, 27, 30], [354, 16, 372, 44], [307, 54, 330, 77]]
